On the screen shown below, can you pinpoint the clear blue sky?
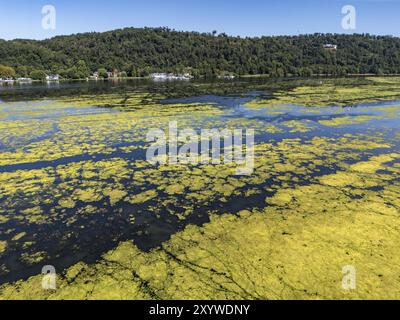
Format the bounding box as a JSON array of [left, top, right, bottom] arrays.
[[0, 0, 399, 40]]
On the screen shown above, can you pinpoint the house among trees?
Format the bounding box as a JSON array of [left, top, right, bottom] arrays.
[[90, 72, 99, 80], [90, 69, 127, 80], [151, 73, 168, 80], [46, 74, 60, 81], [323, 44, 338, 51], [107, 69, 121, 79]]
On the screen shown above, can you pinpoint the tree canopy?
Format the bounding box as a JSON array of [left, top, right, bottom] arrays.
[[29, 70, 47, 80], [1, 28, 400, 79], [0, 65, 16, 78]]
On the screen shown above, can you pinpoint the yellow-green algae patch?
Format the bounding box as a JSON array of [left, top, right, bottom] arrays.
[[12, 233, 26, 241], [0, 96, 224, 168], [349, 154, 399, 174], [246, 77, 400, 108], [104, 189, 128, 206], [319, 153, 399, 188], [0, 129, 394, 252], [318, 115, 380, 127], [1, 152, 399, 300], [73, 189, 103, 203], [1, 84, 400, 300], [0, 216, 10, 224], [0, 241, 7, 254], [127, 190, 158, 204], [20, 252, 47, 265], [0, 192, 398, 299], [58, 198, 76, 209]]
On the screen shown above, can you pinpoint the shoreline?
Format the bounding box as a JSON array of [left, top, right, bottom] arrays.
[[2, 73, 400, 86]]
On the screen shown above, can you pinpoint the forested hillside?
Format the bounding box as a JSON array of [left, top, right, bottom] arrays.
[[1, 27, 400, 78]]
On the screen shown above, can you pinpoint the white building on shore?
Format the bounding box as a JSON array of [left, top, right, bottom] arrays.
[[0, 78, 15, 84], [46, 74, 60, 81], [150, 73, 192, 81]]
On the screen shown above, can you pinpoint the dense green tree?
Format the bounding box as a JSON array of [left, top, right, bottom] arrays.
[[16, 65, 28, 77], [98, 68, 108, 78], [0, 65, 16, 78], [65, 67, 79, 79], [76, 60, 90, 79], [29, 70, 47, 80]]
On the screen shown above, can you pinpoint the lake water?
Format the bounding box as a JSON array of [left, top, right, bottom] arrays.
[[0, 78, 399, 285]]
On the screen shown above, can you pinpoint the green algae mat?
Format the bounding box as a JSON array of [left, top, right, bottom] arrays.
[[0, 77, 399, 300]]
